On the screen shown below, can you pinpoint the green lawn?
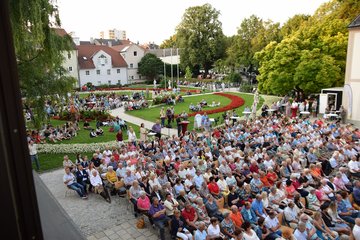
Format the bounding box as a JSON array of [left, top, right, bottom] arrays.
[[34, 152, 94, 173], [127, 92, 263, 131], [30, 119, 139, 144]]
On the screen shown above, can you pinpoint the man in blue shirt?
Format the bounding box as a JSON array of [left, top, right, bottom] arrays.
[[252, 194, 267, 218], [241, 201, 258, 226], [149, 197, 169, 240], [336, 194, 360, 224]]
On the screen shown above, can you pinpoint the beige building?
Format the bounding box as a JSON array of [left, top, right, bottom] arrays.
[[343, 15, 360, 125], [99, 29, 126, 40], [54, 28, 80, 87]]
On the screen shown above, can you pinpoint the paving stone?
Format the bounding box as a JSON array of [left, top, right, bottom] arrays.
[[94, 232, 106, 239], [98, 237, 110, 240], [104, 229, 115, 236], [107, 233, 120, 240], [87, 236, 97, 240]]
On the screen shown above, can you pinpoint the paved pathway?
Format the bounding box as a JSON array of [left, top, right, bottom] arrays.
[[110, 107, 178, 136], [40, 169, 162, 240]]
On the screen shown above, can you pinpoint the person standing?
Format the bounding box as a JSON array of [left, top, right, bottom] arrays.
[[139, 123, 147, 142], [339, 106, 347, 124], [116, 129, 123, 147], [28, 140, 40, 170], [160, 107, 166, 127], [176, 115, 182, 137], [152, 120, 162, 139]]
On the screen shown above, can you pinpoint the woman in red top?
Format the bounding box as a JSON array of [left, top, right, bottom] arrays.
[[207, 176, 220, 198], [284, 179, 296, 199], [266, 167, 278, 185]]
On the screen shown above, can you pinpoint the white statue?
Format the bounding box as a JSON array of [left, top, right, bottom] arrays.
[[153, 79, 157, 89], [168, 79, 172, 89]]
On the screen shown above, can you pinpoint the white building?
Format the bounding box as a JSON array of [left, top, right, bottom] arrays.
[[100, 28, 126, 40], [77, 45, 128, 87], [342, 14, 360, 125], [54, 28, 80, 87], [112, 44, 145, 82]]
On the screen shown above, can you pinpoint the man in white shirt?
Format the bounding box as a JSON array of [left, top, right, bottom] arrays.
[[264, 211, 282, 239], [348, 156, 360, 178], [63, 167, 87, 199], [294, 222, 308, 240], [284, 202, 299, 228], [28, 140, 40, 170], [353, 218, 360, 240]]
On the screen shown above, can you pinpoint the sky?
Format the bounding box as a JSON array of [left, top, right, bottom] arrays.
[[57, 0, 329, 44]]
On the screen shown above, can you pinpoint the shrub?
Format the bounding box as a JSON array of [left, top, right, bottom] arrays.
[[240, 83, 254, 93]]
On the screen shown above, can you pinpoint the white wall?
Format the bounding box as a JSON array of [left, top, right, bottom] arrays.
[[62, 50, 79, 87], [121, 45, 144, 80], [79, 50, 127, 86], [79, 68, 127, 86]]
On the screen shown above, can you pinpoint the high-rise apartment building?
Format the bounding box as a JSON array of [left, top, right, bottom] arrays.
[[99, 29, 126, 40]]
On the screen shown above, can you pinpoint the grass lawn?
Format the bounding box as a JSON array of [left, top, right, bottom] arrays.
[[29, 119, 139, 144], [35, 152, 94, 173], [127, 92, 264, 131]]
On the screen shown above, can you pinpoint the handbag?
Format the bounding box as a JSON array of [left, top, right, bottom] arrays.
[[114, 180, 124, 190], [136, 217, 145, 229]]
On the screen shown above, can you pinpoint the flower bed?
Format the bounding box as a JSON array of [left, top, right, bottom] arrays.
[[187, 93, 245, 117], [37, 141, 119, 154]]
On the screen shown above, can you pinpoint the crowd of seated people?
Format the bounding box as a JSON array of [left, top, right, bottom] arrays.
[[27, 121, 80, 143], [189, 103, 202, 112], [61, 109, 360, 240], [124, 98, 149, 111]]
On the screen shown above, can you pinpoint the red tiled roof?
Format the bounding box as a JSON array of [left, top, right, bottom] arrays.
[[111, 44, 130, 52], [53, 28, 68, 37], [77, 45, 128, 69], [53, 28, 76, 49]]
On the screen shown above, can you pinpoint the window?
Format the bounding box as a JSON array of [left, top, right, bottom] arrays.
[[130, 63, 133, 68], [131, 76, 134, 80], [117, 69, 120, 74], [68, 66, 73, 72], [118, 80, 121, 84], [85, 70, 90, 75], [107, 69, 111, 75], [99, 54, 107, 66], [97, 81, 101, 85], [108, 80, 111, 85], [68, 53, 71, 59], [96, 70, 100, 75], [133, 51, 137, 56]]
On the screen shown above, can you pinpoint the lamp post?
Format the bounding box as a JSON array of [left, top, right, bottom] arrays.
[[170, 48, 173, 88]]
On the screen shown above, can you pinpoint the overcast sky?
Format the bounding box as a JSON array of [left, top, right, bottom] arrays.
[[57, 0, 329, 44]]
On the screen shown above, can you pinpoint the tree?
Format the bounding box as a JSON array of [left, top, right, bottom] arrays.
[[138, 53, 164, 80], [160, 34, 177, 49], [185, 66, 192, 79], [176, 3, 226, 74], [226, 72, 242, 84], [10, 0, 76, 128], [227, 15, 282, 70], [255, 0, 360, 96]]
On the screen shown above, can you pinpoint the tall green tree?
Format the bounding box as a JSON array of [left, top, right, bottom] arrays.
[[256, 0, 360, 96], [160, 34, 177, 49], [227, 15, 281, 70], [138, 53, 164, 80], [10, 0, 76, 128], [176, 3, 226, 74]]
